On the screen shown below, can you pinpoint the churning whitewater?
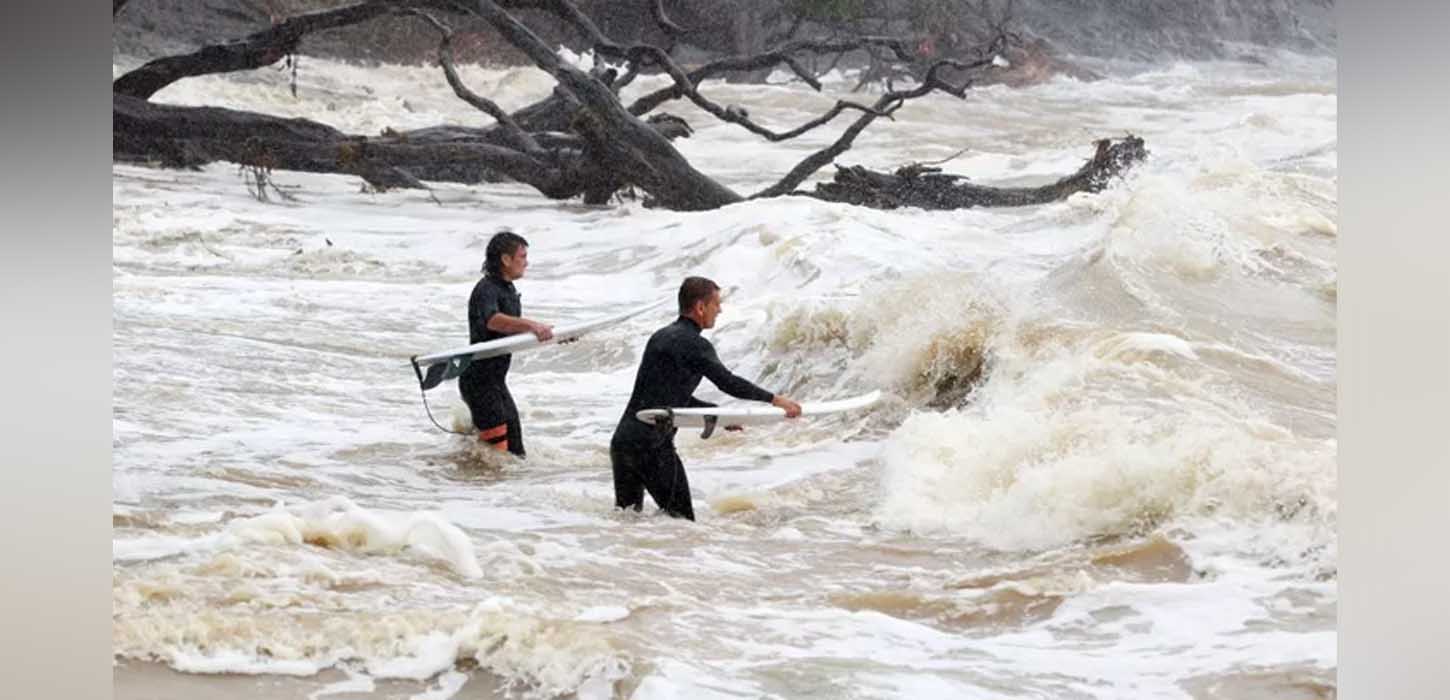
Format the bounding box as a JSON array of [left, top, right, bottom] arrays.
[[113, 48, 1336, 699]]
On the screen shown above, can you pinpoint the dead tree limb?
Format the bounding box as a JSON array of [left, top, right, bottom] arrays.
[[513, 0, 627, 57], [807, 136, 1149, 209], [112, 91, 668, 202], [466, 0, 742, 210], [113, 0, 1127, 212], [623, 44, 892, 143], [648, 0, 685, 38], [627, 37, 913, 117], [114, 1, 409, 99], [110, 0, 705, 205], [753, 57, 992, 199], [404, 9, 544, 156], [113, 93, 553, 189]]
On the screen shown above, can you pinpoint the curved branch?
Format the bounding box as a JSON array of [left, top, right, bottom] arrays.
[[765, 99, 887, 140], [524, 0, 682, 51], [523, 0, 626, 57], [466, 0, 741, 210], [113, 1, 478, 100], [404, 9, 544, 155], [648, 0, 684, 37], [624, 45, 889, 143], [819, 49, 849, 79], [114, 1, 396, 99], [628, 36, 913, 116], [752, 59, 986, 199]]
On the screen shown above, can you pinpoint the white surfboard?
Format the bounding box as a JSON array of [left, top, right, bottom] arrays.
[[411, 299, 666, 391], [635, 390, 882, 438]]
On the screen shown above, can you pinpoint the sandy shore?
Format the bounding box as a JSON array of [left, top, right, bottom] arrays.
[[114, 659, 509, 700]]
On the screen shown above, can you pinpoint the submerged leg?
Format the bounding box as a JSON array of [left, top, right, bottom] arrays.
[[611, 443, 646, 512], [642, 445, 694, 521]]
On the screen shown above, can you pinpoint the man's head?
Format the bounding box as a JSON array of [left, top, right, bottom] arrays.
[[678, 276, 722, 329], [483, 230, 530, 281]]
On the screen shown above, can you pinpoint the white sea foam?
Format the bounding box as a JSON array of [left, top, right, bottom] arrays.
[[114, 50, 1337, 698], [223, 497, 484, 579]]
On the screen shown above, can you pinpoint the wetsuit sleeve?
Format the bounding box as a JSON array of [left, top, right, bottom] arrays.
[[687, 339, 775, 403], [471, 283, 501, 329]]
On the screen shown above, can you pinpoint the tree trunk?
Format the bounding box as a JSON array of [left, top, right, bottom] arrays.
[[114, 93, 608, 196], [111, 0, 1146, 212]]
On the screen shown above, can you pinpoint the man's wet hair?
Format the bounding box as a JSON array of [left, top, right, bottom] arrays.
[[678, 276, 720, 314], [483, 230, 529, 276]]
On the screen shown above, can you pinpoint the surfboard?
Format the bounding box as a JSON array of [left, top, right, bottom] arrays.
[[411, 299, 666, 391], [635, 390, 882, 438]]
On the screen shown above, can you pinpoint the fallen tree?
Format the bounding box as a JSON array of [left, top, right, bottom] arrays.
[[112, 0, 1146, 211], [807, 136, 1149, 209]]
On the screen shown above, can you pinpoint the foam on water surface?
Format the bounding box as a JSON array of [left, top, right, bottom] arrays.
[[114, 49, 1336, 698]]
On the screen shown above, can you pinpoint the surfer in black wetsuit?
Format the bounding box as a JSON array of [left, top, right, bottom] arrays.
[[610, 277, 802, 520], [460, 230, 554, 457]]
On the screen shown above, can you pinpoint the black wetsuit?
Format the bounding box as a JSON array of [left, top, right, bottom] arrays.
[[459, 274, 525, 456], [610, 316, 775, 520]]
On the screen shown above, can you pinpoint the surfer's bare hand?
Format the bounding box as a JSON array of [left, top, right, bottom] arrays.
[[531, 322, 554, 342], [772, 396, 803, 418]]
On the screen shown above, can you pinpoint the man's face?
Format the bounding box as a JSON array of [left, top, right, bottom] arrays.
[[697, 289, 722, 329], [501, 245, 529, 280]]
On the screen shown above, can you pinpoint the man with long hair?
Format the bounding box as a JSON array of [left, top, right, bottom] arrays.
[[461, 230, 554, 456], [610, 276, 802, 520]]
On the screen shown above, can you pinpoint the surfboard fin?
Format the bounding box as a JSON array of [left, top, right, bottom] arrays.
[[700, 415, 718, 439]]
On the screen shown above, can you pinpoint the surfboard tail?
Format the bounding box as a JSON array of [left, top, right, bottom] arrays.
[[415, 355, 470, 391]]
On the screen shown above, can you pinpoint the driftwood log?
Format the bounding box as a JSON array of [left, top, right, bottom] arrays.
[[808, 136, 1148, 209]]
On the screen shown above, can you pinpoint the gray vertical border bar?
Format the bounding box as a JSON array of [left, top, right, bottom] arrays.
[[1340, 1, 1450, 699], [0, 0, 114, 698]]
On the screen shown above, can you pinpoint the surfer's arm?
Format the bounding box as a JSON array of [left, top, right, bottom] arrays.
[[472, 282, 552, 341], [686, 396, 717, 409], [688, 342, 774, 403], [485, 313, 554, 341]]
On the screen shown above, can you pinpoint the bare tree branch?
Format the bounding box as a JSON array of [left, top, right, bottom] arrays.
[[613, 60, 642, 92], [628, 36, 913, 116], [778, 54, 823, 89], [913, 147, 970, 168], [648, 0, 684, 37], [516, 0, 626, 57], [622, 44, 891, 143], [466, 0, 741, 210], [404, 8, 544, 156], [752, 57, 994, 199], [112, 1, 1100, 213], [818, 48, 849, 79], [113, 1, 466, 100]]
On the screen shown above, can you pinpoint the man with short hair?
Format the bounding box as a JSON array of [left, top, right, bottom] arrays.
[[460, 230, 554, 457], [610, 276, 802, 520]]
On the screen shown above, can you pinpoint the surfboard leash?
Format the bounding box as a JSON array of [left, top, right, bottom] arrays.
[[412, 355, 472, 436]]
